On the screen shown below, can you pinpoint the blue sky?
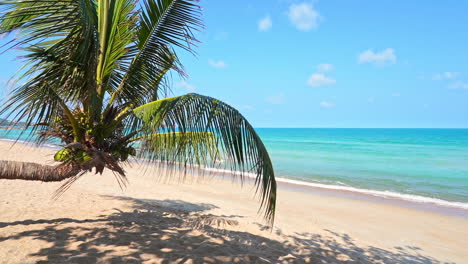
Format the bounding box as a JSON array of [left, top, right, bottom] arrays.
[[1, 0, 468, 128]]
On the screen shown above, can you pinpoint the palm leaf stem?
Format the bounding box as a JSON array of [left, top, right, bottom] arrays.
[[96, 0, 110, 98], [58, 98, 81, 142]]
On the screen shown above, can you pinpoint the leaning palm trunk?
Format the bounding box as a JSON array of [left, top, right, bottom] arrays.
[[0, 161, 80, 182], [0, 0, 277, 224]]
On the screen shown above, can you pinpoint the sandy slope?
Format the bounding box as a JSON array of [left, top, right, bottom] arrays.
[[0, 141, 467, 264]]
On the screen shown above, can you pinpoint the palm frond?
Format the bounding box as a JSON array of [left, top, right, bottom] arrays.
[[0, 0, 99, 135], [0, 77, 81, 141], [133, 131, 219, 167], [96, 0, 137, 96], [0, 1, 78, 46], [108, 0, 203, 108], [109, 44, 179, 107], [133, 93, 277, 224], [137, 0, 202, 51]]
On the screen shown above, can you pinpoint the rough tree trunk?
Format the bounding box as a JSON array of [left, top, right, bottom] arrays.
[[0, 160, 80, 182]]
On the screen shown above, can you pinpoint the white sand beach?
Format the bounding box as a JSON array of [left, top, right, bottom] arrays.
[[0, 141, 467, 264]]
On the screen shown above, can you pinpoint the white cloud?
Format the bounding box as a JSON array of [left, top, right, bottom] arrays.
[[307, 73, 336, 87], [449, 81, 468, 90], [244, 105, 254, 110], [176, 80, 196, 91], [307, 63, 336, 87], [288, 3, 321, 31], [317, 63, 333, 73], [391, 93, 401, 97], [358, 48, 396, 66], [320, 101, 334, 108], [432, 72, 459, 81], [266, 93, 285, 104], [258, 16, 272, 32], [208, 59, 227, 69]]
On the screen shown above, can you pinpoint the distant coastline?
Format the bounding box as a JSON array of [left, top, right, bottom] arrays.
[[0, 118, 28, 128]]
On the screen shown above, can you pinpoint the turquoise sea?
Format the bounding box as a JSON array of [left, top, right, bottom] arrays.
[[1, 128, 468, 208], [256, 128, 468, 207]]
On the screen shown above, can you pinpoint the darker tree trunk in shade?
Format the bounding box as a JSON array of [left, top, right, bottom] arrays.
[[0, 161, 79, 182]]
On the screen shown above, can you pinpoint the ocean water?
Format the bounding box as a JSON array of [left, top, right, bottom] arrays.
[[255, 128, 468, 206], [1, 128, 468, 207]]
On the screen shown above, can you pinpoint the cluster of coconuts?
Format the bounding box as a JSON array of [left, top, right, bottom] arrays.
[[53, 109, 138, 163], [53, 145, 136, 163]]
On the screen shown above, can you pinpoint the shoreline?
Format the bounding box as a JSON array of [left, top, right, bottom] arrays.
[[275, 177, 468, 219], [203, 168, 468, 219], [2, 138, 467, 219]]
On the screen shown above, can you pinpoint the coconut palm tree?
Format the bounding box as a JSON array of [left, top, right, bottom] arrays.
[[0, 0, 276, 223]]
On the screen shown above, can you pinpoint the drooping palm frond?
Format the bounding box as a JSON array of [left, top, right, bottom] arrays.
[[133, 131, 219, 170], [133, 93, 277, 223], [0, 1, 82, 46]]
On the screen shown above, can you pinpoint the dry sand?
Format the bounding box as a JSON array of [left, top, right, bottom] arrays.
[[0, 141, 467, 264]]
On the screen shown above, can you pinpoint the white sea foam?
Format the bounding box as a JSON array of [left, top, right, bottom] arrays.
[[0, 138, 60, 149], [202, 167, 468, 211]]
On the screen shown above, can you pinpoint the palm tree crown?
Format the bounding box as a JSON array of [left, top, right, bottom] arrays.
[[0, 0, 276, 223]]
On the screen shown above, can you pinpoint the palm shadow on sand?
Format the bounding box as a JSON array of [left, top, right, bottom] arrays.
[[0, 196, 455, 264]]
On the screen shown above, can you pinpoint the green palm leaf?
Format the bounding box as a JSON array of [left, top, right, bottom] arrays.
[[133, 131, 219, 171]]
